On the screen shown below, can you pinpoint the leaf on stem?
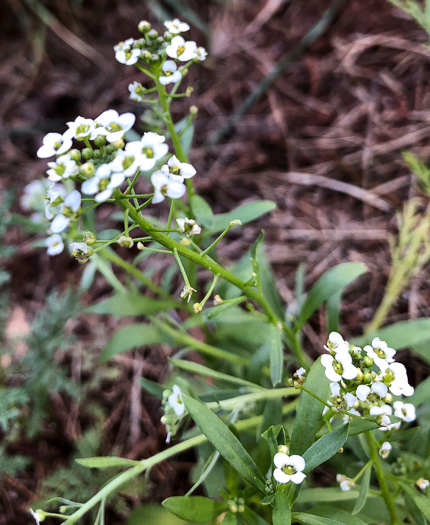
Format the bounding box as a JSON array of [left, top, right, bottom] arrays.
[[162, 496, 228, 521]]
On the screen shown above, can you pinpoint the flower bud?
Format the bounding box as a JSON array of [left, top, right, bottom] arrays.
[[213, 294, 223, 305], [180, 238, 191, 246], [112, 139, 124, 150], [80, 162, 95, 177], [149, 54, 160, 65], [193, 303, 202, 313], [189, 105, 198, 115], [156, 36, 164, 46], [147, 29, 158, 40], [82, 147, 93, 160], [138, 20, 151, 33], [118, 235, 134, 248], [164, 31, 172, 40], [94, 135, 106, 147], [363, 372, 373, 384], [230, 219, 242, 226], [93, 149, 101, 159], [83, 231, 97, 245], [69, 149, 81, 162], [142, 50, 152, 62], [384, 393, 393, 403], [363, 356, 373, 368], [278, 444, 289, 454], [186, 87, 193, 97], [105, 144, 116, 154]]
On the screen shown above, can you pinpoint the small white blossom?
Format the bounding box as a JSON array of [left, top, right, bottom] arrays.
[[46, 153, 79, 182], [129, 81, 144, 102], [166, 155, 196, 179], [21, 180, 49, 221], [417, 478, 429, 490], [114, 38, 140, 65], [273, 453, 306, 485], [37, 132, 73, 158], [180, 285, 196, 302], [337, 474, 355, 491], [393, 401, 416, 423], [30, 509, 44, 524], [296, 367, 306, 378], [379, 442, 392, 459], [159, 60, 182, 85], [66, 117, 95, 140], [364, 338, 396, 372], [44, 183, 67, 220], [151, 170, 186, 203], [194, 47, 208, 61], [50, 190, 81, 233], [356, 382, 388, 402], [321, 352, 358, 382], [94, 110, 136, 143], [166, 35, 197, 61], [384, 362, 414, 397], [125, 132, 169, 172], [168, 385, 185, 417], [164, 18, 190, 34], [343, 392, 357, 408], [81, 164, 125, 202], [370, 404, 400, 432], [177, 217, 201, 236], [45, 234, 64, 256]]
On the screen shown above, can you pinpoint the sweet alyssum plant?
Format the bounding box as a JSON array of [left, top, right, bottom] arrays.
[[26, 18, 430, 525]]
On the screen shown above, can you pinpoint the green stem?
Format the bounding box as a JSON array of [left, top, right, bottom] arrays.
[[206, 387, 296, 411], [366, 431, 399, 524], [200, 224, 235, 256]]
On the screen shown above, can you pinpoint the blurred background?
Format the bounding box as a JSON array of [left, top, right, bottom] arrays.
[[1, 0, 430, 522]]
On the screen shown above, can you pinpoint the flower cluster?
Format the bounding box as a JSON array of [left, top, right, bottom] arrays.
[[161, 384, 187, 443], [321, 332, 415, 432]]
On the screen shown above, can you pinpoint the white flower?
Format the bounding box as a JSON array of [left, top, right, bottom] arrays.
[[343, 393, 357, 408], [50, 190, 81, 233], [364, 338, 396, 372], [168, 385, 185, 417], [273, 453, 306, 485], [94, 110, 136, 143], [166, 155, 196, 179], [129, 81, 144, 102], [21, 180, 48, 212], [151, 170, 186, 203], [393, 401, 416, 423], [30, 509, 44, 524], [384, 362, 414, 397], [81, 164, 125, 202], [166, 36, 197, 61], [70, 241, 89, 255], [342, 408, 361, 424], [66, 117, 95, 140], [111, 150, 139, 177], [180, 285, 196, 302], [177, 217, 201, 236], [37, 132, 73, 158], [159, 60, 182, 85], [114, 38, 140, 65], [417, 478, 429, 490], [370, 404, 400, 431], [44, 183, 67, 220], [164, 18, 190, 34], [125, 132, 169, 172], [321, 353, 358, 382], [296, 367, 306, 378], [379, 442, 392, 459], [356, 381, 388, 402], [336, 474, 355, 491], [45, 234, 64, 256], [46, 153, 79, 182], [194, 47, 208, 61]]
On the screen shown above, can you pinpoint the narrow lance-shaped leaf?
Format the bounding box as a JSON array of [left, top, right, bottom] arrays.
[[87, 292, 176, 316], [273, 491, 291, 525], [296, 262, 367, 329], [303, 424, 349, 473], [352, 466, 371, 515], [206, 201, 276, 235], [182, 395, 266, 491], [292, 512, 345, 525], [269, 324, 283, 387], [162, 496, 228, 521], [101, 323, 161, 361], [75, 457, 139, 469]]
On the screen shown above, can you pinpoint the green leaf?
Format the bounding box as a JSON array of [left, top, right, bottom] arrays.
[[404, 493, 427, 525], [326, 290, 342, 333], [140, 378, 166, 400], [352, 465, 371, 514], [180, 122, 195, 156], [296, 263, 367, 329], [191, 195, 214, 227], [400, 482, 430, 519], [162, 496, 227, 521], [309, 507, 367, 525], [348, 418, 380, 435], [102, 324, 161, 361], [242, 507, 270, 524], [206, 201, 276, 235], [87, 293, 176, 316], [169, 359, 262, 390], [352, 319, 430, 350], [303, 424, 349, 473], [261, 425, 286, 460], [269, 324, 283, 386], [297, 488, 362, 504], [292, 512, 345, 525], [182, 395, 265, 491], [273, 491, 291, 525], [206, 297, 247, 319], [290, 358, 329, 455], [75, 456, 139, 468]]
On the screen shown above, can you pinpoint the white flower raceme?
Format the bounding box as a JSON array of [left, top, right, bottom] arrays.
[[321, 351, 358, 382], [168, 385, 185, 417], [379, 442, 392, 459], [66, 116, 95, 140], [94, 110, 135, 143], [393, 401, 416, 422], [166, 155, 196, 178], [125, 132, 169, 172], [355, 382, 388, 401], [50, 190, 81, 233], [273, 453, 306, 485], [81, 164, 125, 202], [337, 474, 355, 491], [166, 36, 197, 61], [417, 478, 429, 490], [159, 60, 182, 85], [46, 153, 79, 182], [194, 47, 208, 61], [45, 234, 64, 256], [114, 38, 140, 65], [128, 81, 145, 102], [151, 170, 186, 203], [37, 132, 73, 158], [164, 18, 190, 34], [177, 218, 201, 236]]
